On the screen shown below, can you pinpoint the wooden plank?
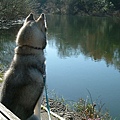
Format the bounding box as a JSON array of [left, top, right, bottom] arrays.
[[0, 103, 20, 120], [0, 113, 8, 120]]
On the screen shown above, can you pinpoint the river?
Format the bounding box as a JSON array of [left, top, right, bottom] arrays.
[[0, 15, 120, 119]]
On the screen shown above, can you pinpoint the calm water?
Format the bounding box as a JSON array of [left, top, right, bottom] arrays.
[[0, 15, 120, 118]]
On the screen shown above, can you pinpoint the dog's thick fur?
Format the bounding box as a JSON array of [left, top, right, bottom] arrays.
[[0, 13, 47, 120]]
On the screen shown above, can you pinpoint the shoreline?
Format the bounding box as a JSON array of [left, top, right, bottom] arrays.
[[0, 13, 120, 30], [42, 97, 82, 120], [0, 79, 113, 120]]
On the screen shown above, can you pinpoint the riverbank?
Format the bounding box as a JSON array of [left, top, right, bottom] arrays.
[[0, 75, 112, 120], [42, 96, 112, 120], [0, 19, 23, 30], [38, 0, 120, 19], [1, 0, 120, 25], [0, 15, 117, 119]]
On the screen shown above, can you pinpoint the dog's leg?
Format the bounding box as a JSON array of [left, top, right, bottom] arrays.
[[34, 92, 43, 120]]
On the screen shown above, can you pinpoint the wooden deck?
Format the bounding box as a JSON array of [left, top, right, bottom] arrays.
[[0, 103, 65, 120], [0, 103, 20, 120]]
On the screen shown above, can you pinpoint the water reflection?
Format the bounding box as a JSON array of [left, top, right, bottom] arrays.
[[0, 25, 21, 70], [0, 15, 120, 118], [0, 16, 120, 71], [47, 15, 120, 71]]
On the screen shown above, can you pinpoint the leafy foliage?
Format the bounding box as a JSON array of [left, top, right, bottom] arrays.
[[74, 98, 112, 120], [38, 0, 119, 16], [0, 0, 120, 21], [0, 0, 39, 20], [48, 90, 113, 120], [108, 0, 120, 10]]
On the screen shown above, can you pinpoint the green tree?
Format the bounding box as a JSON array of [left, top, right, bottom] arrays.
[[0, 0, 39, 20], [108, 0, 120, 10]]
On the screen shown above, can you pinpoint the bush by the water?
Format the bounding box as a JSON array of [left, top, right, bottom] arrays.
[[0, 0, 39, 20], [0, 0, 120, 21], [48, 90, 113, 120]]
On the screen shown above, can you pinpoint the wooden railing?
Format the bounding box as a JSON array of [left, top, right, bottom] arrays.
[[0, 103, 20, 120]]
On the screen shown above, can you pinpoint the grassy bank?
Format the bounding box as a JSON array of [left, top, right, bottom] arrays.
[[47, 91, 113, 120], [0, 73, 113, 119]]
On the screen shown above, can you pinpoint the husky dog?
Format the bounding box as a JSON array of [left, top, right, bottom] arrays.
[[0, 13, 47, 120]]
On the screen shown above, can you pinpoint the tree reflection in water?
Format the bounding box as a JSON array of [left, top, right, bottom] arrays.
[[47, 15, 120, 71]]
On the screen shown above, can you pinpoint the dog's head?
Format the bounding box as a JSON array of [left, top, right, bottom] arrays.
[[16, 13, 47, 50]]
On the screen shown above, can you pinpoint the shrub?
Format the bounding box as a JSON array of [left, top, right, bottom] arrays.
[[0, 0, 39, 20]]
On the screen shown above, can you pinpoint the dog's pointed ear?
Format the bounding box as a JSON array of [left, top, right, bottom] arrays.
[[36, 13, 45, 22], [36, 13, 47, 31], [24, 13, 34, 23]]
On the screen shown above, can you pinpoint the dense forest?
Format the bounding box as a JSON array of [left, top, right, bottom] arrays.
[[0, 0, 120, 21], [38, 0, 120, 16]]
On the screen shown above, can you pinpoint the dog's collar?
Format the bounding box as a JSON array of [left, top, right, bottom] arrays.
[[18, 45, 43, 50], [15, 45, 44, 55]]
